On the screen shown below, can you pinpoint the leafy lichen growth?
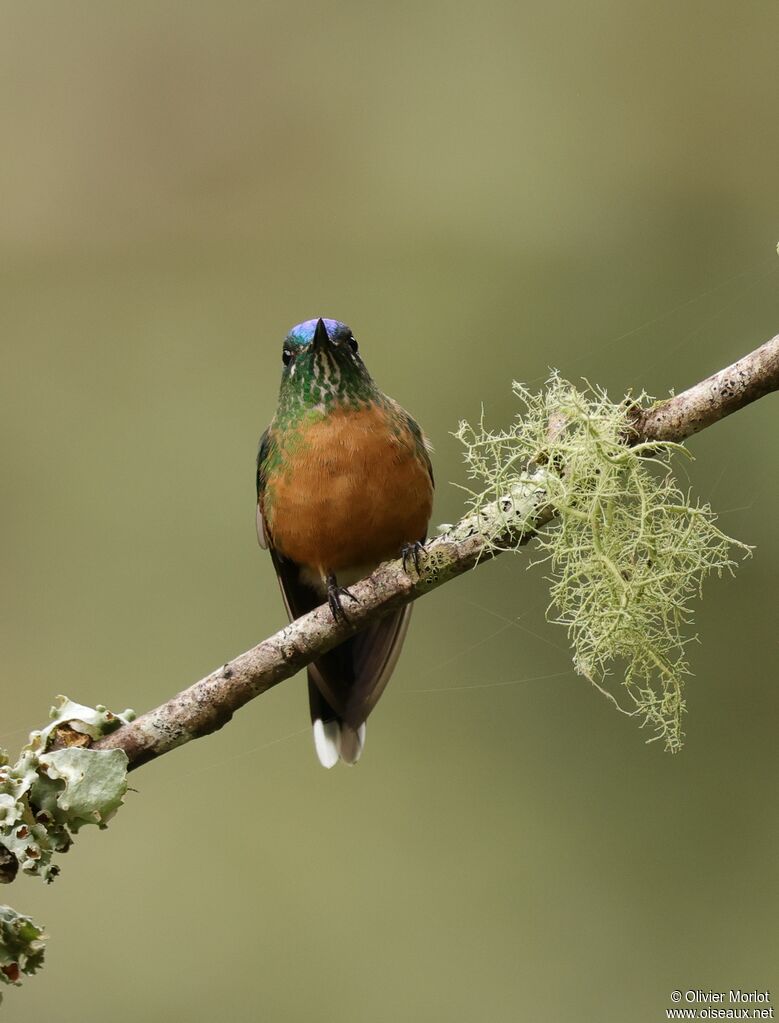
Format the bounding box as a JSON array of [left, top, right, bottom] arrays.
[[0, 696, 135, 994], [455, 375, 751, 751], [0, 697, 135, 884]]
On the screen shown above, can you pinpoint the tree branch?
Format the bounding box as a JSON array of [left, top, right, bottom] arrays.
[[94, 334, 779, 770], [629, 334, 779, 442], [95, 486, 551, 770]]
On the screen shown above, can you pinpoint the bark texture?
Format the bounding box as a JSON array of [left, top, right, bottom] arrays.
[[630, 334, 779, 442]]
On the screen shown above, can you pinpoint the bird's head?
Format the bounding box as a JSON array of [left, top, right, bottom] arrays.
[[276, 317, 377, 412]]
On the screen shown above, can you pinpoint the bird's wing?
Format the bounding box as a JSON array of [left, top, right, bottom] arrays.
[[406, 412, 435, 489], [255, 428, 270, 549], [338, 604, 413, 726]]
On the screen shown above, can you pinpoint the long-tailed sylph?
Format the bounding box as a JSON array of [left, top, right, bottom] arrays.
[[256, 318, 433, 766]]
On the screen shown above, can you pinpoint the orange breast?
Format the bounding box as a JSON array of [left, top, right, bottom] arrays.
[[264, 404, 433, 578]]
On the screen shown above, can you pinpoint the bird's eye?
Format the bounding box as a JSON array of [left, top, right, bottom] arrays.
[[348, 337, 359, 353], [282, 349, 292, 366]]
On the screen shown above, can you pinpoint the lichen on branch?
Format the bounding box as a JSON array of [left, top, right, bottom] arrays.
[[0, 697, 135, 995], [455, 375, 753, 751], [0, 697, 134, 885]]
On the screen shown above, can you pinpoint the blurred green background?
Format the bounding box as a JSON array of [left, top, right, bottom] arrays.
[[1, 2, 777, 1020]]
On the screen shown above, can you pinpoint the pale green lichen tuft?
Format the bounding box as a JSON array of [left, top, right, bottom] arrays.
[[455, 375, 752, 752]]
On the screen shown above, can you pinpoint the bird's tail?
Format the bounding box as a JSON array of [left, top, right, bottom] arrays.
[[307, 605, 412, 768], [311, 711, 366, 768]]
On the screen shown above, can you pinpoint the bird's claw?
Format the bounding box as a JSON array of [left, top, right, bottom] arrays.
[[401, 540, 427, 576], [326, 575, 359, 624]]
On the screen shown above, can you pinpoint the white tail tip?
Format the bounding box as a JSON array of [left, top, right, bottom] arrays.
[[312, 720, 367, 767], [313, 719, 339, 769]]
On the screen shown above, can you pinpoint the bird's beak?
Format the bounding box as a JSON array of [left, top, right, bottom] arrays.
[[312, 317, 330, 352]]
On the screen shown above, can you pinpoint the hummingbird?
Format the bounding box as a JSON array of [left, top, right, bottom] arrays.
[[256, 317, 434, 767]]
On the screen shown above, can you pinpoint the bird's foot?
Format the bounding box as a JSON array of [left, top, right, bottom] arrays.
[[401, 540, 427, 576], [326, 574, 359, 624]]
